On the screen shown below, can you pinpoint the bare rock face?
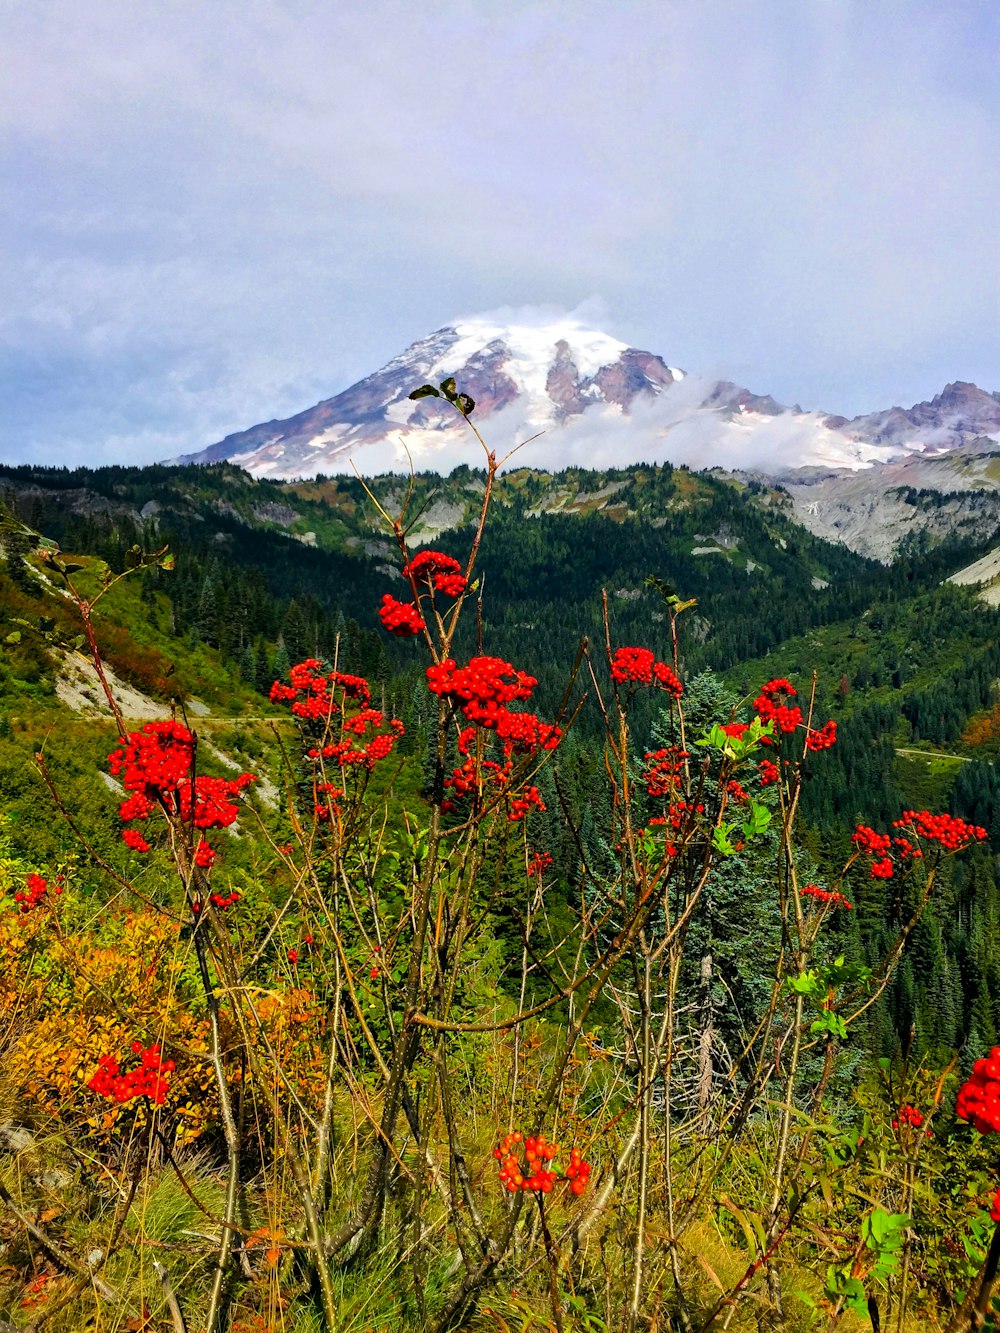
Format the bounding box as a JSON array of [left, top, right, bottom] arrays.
[[849, 381, 1000, 449]]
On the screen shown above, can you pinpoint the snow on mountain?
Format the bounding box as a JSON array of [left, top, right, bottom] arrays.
[[176, 312, 1000, 483]]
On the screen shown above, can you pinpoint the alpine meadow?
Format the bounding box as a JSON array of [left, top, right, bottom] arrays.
[[3, 366, 1000, 1333]]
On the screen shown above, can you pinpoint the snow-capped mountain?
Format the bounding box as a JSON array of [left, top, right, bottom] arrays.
[[177, 312, 1000, 483]]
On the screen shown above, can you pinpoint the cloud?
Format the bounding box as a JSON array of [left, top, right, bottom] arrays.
[[3, 0, 1000, 465]]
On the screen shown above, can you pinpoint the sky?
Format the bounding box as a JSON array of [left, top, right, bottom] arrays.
[[3, 0, 1000, 468]]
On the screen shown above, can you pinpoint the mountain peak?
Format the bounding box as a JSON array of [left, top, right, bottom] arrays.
[[175, 314, 1000, 481]]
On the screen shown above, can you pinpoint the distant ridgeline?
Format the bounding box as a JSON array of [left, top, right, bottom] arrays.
[[3, 456, 1000, 1055]]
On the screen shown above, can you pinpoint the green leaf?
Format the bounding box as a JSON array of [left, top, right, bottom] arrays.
[[788, 970, 819, 996], [4, 631, 21, 645], [720, 1198, 766, 1255], [455, 392, 475, 416], [159, 553, 175, 572], [742, 802, 772, 840], [408, 384, 440, 401], [810, 1011, 848, 1040], [712, 824, 737, 856], [438, 376, 457, 400]]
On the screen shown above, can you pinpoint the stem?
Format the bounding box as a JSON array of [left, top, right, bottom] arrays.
[[537, 1195, 565, 1333], [627, 950, 652, 1331]]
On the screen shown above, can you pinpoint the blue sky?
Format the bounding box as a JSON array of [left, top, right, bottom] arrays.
[[3, 0, 1000, 466]]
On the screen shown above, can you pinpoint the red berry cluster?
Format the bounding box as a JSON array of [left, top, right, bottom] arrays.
[[991, 1187, 1000, 1223], [493, 709, 561, 755], [306, 710, 406, 773], [179, 774, 258, 829], [800, 883, 853, 911], [720, 722, 749, 740], [194, 840, 216, 868], [441, 756, 543, 820], [378, 594, 426, 637], [758, 759, 780, 786], [805, 719, 838, 751], [13, 873, 61, 914], [564, 1147, 591, 1194], [441, 755, 506, 811], [270, 659, 371, 720], [642, 748, 687, 797], [427, 655, 559, 820], [610, 647, 683, 697], [851, 825, 894, 879], [192, 888, 241, 914], [664, 800, 705, 831], [956, 1049, 1000, 1134], [493, 1132, 591, 1196], [892, 1103, 924, 1129], [427, 656, 537, 726], [310, 780, 344, 822], [272, 663, 405, 774], [641, 817, 679, 855], [403, 550, 467, 599], [527, 851, 553, 878], [109, 720, 193, 794], [110, 721, 255, 860], [88, 1041, 174, 1106], [852, 811, 985, 880], [893, 809, 988, 851], [508, 787, 545, 822], [753, 679, 803, 737]]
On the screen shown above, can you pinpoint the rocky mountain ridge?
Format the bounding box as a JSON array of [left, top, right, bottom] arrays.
[[177, 314, 1000, 493]]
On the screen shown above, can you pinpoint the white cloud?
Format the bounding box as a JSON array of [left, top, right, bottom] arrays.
[[2, 0, 1000, 465]]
